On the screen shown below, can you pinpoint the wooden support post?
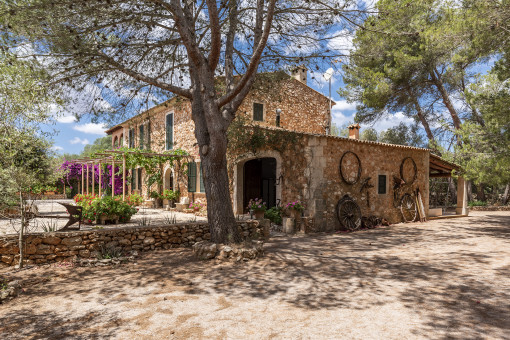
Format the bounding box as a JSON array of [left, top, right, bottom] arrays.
[[86, 163, 89, 195], [92, 163, 95, 196], [122, 154, 126, 201], [112, 159, 115, 197], [456, 176, 469, 216], [81, 164, 84, 195], [98, 162, 102, 197]]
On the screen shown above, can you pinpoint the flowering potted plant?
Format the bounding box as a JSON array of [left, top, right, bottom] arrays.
[[248, 198, 267, 219], [161, 189, 180, 208], [189, 201, 202, 212], [126, 193, 144, 206], [285, 201, 304, 220]]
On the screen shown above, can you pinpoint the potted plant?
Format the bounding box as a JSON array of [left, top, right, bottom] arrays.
[[162, 189, 180, 208], [189, 201, 202, 212], [248, 198, 267, 219], [285, 201, 304, 221], [150, 191, 162, 208]]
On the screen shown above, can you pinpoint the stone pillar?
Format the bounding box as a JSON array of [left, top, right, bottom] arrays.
[[456, 176, 469, 216]]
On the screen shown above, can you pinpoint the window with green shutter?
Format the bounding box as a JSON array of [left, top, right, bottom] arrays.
[[139, 125, 144, 149], [147, 122, 151, 150], [128, 129, 135, 148], [253, 103, 263, 121], [131, 168, 135, 189], [199, 163, 205, 192], [187, 162, 197, 193], [166, 113, 173, 150], [138, 168, 143, 190]]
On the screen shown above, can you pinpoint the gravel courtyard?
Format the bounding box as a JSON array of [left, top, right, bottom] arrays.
[[1, 211, 509, 339]]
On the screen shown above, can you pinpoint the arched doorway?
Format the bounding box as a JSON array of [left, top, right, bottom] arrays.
[[164, 168, 174, 191], [243, 158, 277, 213]]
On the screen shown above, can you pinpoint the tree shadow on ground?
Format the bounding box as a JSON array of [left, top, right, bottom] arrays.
[[1, 212, 509, 338]]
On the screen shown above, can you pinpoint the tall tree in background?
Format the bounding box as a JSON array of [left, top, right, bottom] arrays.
[[1, 0, 370, 243]]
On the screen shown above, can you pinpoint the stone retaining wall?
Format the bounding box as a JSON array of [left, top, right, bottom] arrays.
[[470, 206, 510, 211], [0, 221, 261, 267]]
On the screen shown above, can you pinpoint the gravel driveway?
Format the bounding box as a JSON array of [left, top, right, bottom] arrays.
[[1, 211, 509, 339]]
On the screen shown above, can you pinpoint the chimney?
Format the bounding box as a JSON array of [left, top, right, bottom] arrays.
[[348, 123, 360, 140], [291, 66, 308, 85]]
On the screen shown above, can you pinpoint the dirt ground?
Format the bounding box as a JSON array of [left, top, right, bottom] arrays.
[[1, 211, 509, 339]]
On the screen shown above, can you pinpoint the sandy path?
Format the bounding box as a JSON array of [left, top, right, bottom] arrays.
[[1, 211, 509, 339]]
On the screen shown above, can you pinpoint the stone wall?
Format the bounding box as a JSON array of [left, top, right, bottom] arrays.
[[0, 221, 262, 267]]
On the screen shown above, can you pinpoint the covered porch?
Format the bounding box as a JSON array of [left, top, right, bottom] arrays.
[[428, 154, 468, 219]]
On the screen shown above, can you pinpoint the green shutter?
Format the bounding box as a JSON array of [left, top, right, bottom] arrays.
[[188, 162, 196, 193], [199, 163, 205, 192], [138, 168, 142, 190], [139, 125, 144, 149], [147, 122, 151, 150], [131, 168, 135, 189], [129, 129, 134, 148], [253, 103, 263, 121], [166, 113, 173, 150]]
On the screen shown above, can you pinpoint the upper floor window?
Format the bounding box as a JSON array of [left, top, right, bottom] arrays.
[[253, 103, 264, 121], [166, 113, 174, 150], [128, 128, 135, 148], [139, 125, 144, 149]]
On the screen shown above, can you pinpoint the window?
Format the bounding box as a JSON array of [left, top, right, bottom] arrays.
[[253, 103, 264, 121], [137, 168, 143, 190], [119, 135, 123, 147], [128, 129, 135, 148], [166, 113, 174, 150], [147, 122, 151, 150], [378, 174, 387, 194], [187, 161, 197, 193], [199, 163, 205, 192], [131, 168, 135, 190], [139, 125, 144, 149]]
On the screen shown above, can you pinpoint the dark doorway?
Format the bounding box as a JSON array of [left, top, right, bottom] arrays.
[[243, 158, 277, 212]]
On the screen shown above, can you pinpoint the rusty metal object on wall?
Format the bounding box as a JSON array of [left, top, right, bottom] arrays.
[[336, 195, 362, 230], [339, 151, 362, 185]]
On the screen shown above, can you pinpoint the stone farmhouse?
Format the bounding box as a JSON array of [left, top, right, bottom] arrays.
[[106, 68, 468, 230]]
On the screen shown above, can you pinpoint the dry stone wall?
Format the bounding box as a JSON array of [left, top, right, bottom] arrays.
[[0, 221, 262, 267]]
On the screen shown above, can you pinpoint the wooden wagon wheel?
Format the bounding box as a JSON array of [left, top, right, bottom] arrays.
[[400, 157, 417, 185], [339, 151, 362, 185], [336, 196, 362, 230], [400, 193, 417, 222]]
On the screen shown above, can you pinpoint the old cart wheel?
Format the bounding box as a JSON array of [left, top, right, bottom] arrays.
[[339, 151, 362, 185], [400, 193, 417, 222], [400, 157, 417, 185], [337, 197, 362, 230]]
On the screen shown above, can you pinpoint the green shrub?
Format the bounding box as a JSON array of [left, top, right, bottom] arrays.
[[468, 200, 488, 207], [265, 206, 282, 225], [161, 189, 180, 201]]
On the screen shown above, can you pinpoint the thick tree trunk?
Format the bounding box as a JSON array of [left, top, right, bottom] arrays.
[[476, 183, 486, 202], [409, 90, 435, 142], [467, 180, 473, 202], [190, 77, 242, 244]]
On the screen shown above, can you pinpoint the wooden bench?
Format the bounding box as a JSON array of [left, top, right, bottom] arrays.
[[36, 203, 82, 231]]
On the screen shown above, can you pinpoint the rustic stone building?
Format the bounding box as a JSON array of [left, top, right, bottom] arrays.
[[106, 69, 467, 229]]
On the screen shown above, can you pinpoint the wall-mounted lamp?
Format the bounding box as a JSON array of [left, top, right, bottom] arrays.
[[276, 108, 282, 127]]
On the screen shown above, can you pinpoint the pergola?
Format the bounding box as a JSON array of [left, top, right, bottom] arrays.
[[71, 150, 191, 201]]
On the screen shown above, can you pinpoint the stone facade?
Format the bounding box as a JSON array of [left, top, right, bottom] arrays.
[[106, 70, 436, 228], [0, 221, 263, 267], [106, 72, 331, 203]]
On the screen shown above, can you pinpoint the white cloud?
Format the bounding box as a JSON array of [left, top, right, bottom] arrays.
[[57, 115, 77, 123], [70, 137, 90, 145], [333, 100, 357, 111], [51, 146, 64, 151], [331, 107, 356, 128], [73, 123, 107, 135], [327, 30, 354, 57], [366, 112, 414, 132]]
